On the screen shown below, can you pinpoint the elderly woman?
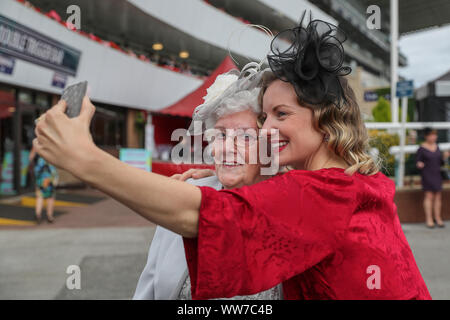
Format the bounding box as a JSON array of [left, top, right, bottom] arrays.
[[34, 17, 431, 300], [133, 70, 281, 300]]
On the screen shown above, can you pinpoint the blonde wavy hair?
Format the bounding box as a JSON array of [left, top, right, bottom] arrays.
[[258, 71, 379, 176]]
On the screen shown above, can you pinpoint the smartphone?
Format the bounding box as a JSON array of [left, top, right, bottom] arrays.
[[61, 81, 88, 118]]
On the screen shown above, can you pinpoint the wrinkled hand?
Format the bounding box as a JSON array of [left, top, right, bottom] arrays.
[[33, 96, 96, 173], [170, 168, 215, 181]]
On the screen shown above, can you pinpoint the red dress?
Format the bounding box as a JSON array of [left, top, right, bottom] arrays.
[[182, 168, 431, 300]]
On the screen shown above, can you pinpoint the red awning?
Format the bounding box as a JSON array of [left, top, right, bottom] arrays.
[[155, 56, 238, 118], [151, 160, 214, 177], [0, 91, 14, 119], [0, 105, 11, 119]]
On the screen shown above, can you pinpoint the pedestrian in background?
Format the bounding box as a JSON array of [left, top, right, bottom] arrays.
[[29, 146, 58, 224], [416, 128, 449, 228]]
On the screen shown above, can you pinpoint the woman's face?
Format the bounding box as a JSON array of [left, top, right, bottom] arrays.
[[260, 79, 324, 169], [212, 109, 261, 189], [425, 131, 437, 144]]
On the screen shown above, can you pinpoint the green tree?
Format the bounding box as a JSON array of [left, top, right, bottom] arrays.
[[372, 97, 391, 122], [371, 96, 413, 122], [368, 130, 399, 177]]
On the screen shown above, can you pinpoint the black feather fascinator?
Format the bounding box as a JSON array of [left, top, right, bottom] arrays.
[[267, 12, 352, 108]]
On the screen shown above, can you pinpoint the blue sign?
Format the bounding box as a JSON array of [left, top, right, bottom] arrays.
[[51, 72, 67, 89], [0, 151, 30, 195], [0, 14, 81, 76], [0, 53, 14, 75], [364, 91, 392, 102], [364, 91, 378, 102], [396, 80, 414, 98], [119, 148, 152, 172]]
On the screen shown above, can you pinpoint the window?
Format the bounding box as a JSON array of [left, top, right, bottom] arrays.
[[90, 103, 126, 148], [35, 93, 50, 108], [17, 90, 33, 104]]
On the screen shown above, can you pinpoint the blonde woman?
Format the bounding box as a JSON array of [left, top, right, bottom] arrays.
[[34, 17, 431, 299]]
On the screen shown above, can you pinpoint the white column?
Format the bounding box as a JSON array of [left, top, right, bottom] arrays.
[[390, 0, 399, 123], [397, 96, 408, 187], [145, 114, 155, 156]]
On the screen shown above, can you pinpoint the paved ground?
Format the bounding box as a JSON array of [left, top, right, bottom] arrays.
[[0, 227, 155, 299], [0, 188, 152, 228], [401, 223, 450, 299], [0, 188, 449, 300], [0, 188, 156, 299]]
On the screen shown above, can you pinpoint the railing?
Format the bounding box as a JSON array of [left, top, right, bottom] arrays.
[[389, 143, 450, 155], [365, 122, 450, 130]]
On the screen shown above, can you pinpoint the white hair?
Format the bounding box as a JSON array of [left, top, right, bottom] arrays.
[[208, 87, 261, 129], [189, 65, 271, 135]]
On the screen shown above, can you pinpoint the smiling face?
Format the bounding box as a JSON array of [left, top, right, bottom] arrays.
[[212, 109, 261, 189], [260, 79, 325, 169]]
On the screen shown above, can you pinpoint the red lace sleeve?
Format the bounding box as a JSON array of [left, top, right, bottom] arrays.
[[183, 168, 358, 300]]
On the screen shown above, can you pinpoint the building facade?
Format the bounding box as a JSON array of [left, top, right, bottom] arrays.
[[0, 0, 393, 194]]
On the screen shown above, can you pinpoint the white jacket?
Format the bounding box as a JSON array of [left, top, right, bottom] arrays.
[[133, 176, 222, 299]]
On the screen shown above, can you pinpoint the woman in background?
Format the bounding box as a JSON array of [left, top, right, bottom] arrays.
[[29, 146, 58, 223], [416, 128, 449, 228]]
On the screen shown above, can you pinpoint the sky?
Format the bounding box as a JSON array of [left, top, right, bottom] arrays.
[[399, 24, 450, 88]]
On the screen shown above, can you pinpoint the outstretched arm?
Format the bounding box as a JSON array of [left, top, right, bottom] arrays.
[[33, 97, 201, 238]]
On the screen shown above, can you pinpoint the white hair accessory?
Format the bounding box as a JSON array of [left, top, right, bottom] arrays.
[[187, 23, 274, 135], [202, 73, 239, 104], [188, 62, 272, 135]]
